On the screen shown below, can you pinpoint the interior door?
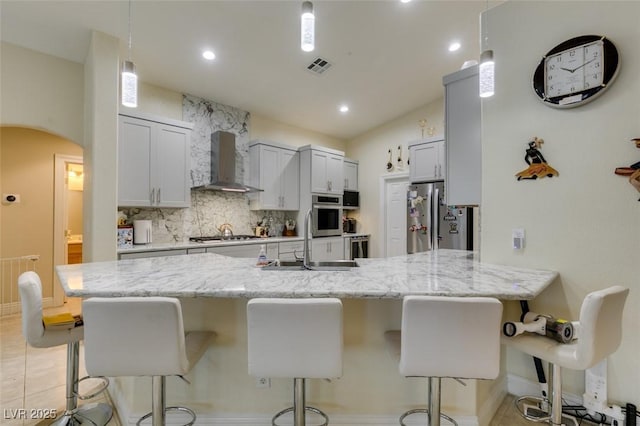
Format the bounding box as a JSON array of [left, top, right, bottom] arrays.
[[384, 176, 408, 257]]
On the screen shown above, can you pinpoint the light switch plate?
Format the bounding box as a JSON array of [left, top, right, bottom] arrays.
[[512, 228, 525, 250]]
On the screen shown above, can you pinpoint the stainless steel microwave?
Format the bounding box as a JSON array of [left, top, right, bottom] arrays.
[[343, 190, 359, 208], [312, 195, 343, 237]]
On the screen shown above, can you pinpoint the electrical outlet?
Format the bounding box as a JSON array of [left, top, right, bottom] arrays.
[[256, 377, 270, 388], [512, 228, 525, 250]]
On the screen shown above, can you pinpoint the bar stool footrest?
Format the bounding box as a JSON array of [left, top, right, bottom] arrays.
[[399, 408, 458, 426], [75, 375, 110, 400], [136, 406, 196, 426], [272, 406, 329, 426], [514, 395, 552, 422]]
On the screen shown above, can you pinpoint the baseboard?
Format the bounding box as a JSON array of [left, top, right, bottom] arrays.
[[117, 414, 479, 426], [477, 374, 508, 426], [506, 373, 583, 406]]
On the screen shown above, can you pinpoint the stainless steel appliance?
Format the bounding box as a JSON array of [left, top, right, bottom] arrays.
[[347, 235, 369, 260], [312, 194, 343, 237], [407, 181, 474, 253]]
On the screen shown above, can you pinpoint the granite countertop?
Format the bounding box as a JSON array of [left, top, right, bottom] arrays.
[[117, 233, 370, 253], [57, 249, 557, 300]]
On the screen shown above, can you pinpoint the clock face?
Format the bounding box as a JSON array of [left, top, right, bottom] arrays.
[[533, 35, 619, 108], [544, 41, 603, 98]]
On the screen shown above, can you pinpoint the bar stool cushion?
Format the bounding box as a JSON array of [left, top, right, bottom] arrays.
[[502, 285, 629, 371], [247, 298, 343, 379], [19, 271, 84, 348], [393, 296, 503, 379], [83, 297, 212, 378]]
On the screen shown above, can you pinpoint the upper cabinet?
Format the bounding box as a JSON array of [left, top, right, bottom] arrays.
[[408, 137, 445, 183], [118, 113, 192, 208], [443, 65, 481, 206], [249, 141, 300, 211], [343, 158, 359, 191], [299, 145, 344, 195]]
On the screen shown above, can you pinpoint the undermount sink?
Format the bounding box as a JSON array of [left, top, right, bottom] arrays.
[[262, 259, 359, 271]]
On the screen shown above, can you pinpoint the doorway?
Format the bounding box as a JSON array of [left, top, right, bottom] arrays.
[[379, 172, 409, 257], [53, 154, 83, 305]]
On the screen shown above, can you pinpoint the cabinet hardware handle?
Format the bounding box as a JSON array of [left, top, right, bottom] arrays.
[[157, 188, 161, 204], [150, 188, 154, 204]]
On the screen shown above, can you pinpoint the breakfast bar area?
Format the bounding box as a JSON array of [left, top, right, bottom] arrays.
[[55, 250, 558, 425]]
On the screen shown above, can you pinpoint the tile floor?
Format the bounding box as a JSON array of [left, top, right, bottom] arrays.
[[1, 301, 562, 426]]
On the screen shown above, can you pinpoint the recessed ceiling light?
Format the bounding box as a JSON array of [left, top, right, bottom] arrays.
[[448, 42, 461, 52], [400, 0, 412, 3], [202, 50, 216, 60], [339, 105, 349, 113]]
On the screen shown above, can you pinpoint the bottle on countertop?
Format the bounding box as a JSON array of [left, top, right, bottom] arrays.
[[257, 245, 268, 266]]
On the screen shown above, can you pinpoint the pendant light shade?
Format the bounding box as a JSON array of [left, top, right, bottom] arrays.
[[479, 49, 495, 98], [121, 60, 138, 108], [121, 0, 138, 108], [301, 1, 315, 52]]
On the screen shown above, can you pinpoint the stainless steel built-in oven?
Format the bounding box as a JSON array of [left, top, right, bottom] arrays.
[[312, 194, 343, 237]]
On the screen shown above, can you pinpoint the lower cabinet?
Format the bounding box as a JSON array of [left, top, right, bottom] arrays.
[[278, 241, 305, 261], [119, 249, 188, 260], [311, 237, 344, 261]]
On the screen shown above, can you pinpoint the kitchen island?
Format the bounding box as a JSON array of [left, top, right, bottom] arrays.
[[57, 249, 555, 300], [56, 250, 557, 426]]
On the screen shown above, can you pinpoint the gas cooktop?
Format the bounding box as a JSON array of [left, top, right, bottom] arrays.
[[189, 235, 260, 243]]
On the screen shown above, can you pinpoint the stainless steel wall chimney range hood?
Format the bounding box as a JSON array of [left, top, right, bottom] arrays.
[[194, 131, 262, 193]]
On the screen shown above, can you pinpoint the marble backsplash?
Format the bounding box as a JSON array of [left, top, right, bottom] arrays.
[[120, 94, 292, 243], [121, 190, 290, 243]]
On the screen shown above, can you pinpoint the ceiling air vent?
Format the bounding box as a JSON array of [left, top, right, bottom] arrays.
[[306, 57, 332, 75]]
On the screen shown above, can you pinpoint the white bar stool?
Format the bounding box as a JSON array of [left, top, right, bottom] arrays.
[[502, 286, 629, 426], [18, 271, 113, 426], [385, 296, 503, 426], [82, 297, 216, 426], [247, 298, 343, 426]]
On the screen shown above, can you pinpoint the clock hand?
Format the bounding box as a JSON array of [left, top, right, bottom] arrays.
[[560, 67, 575, 73], [570, 58, 597, 72]]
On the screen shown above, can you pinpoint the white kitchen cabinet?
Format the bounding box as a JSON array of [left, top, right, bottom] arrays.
[[443, 65, 481, 206], [207, 243, 277, 259], [343, 158, 359, 191], [278, 240, 305, 261], [118, 113, 192, 208], [299, 145, 344, 195], [311, 237, 344, 261], [408, 137, 445, 183], [249, 141, 299, 210]]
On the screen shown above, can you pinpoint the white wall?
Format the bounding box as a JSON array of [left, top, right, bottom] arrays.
[[0, 42, 84, 144], [251, 113, 346, 152], [346, 100, 445, 257], [482, 1, 640, 405]]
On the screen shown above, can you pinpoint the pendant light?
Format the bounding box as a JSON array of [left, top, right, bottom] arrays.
[[479, 0, 494, 98], [301, 1, 315, 52], [121, 0, 138, 108]]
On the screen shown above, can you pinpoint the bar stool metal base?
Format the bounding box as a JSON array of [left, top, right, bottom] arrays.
[[399, 409, 458, 426], [50, 402, 114, 426], [136, 407, 196, 426], [272, 406, 329, 426]]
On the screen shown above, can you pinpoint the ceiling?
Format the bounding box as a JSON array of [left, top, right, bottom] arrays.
[[1, 1, 492, 140]]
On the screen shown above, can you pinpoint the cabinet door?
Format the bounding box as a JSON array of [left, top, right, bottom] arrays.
[[259, 145, 281, 209], [280, 149, 299, 210], [410, 142, 440, 182], [310, 151, 329, 193], [311, 237, 343, 261], [207, 245, 257, 258], [326, 154, 344, 194], [118, 116, 153, 206], [155, 124, 191, 207], [344, 161, 358, 191], [445, 66, 481, 206]]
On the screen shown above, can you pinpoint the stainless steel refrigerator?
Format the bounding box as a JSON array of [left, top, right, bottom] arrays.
[[407, 181, 474, 253]]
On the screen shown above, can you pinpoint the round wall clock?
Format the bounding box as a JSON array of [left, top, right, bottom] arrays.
[[532, 35, 620, 108]]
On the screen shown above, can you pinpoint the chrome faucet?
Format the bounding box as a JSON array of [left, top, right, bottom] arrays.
[[303, 208, 312, 269]]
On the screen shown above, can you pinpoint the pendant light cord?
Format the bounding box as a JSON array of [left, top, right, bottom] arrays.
[[127, 0, 132, 61], [483, 0, 489, 51]]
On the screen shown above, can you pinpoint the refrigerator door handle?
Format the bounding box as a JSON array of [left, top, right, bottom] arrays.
[[426, 186, 433, 251]]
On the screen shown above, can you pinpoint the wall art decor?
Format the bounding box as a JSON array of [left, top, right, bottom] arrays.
[[516, 137, 559, 180]]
